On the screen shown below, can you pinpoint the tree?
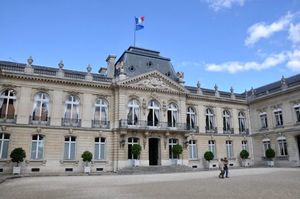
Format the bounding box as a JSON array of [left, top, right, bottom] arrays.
[[172, 144, 183, 158], [240, 150, 249, 159], [266, 148, 275, 160], [131, 144, 142, 159], [204, 151, 214, 162], [81, 151, 93, 166], [10, 148, 26, 166]]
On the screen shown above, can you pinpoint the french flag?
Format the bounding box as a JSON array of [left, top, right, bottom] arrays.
[[135, 16, 145, 31]]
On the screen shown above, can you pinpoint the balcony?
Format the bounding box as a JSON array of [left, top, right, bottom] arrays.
[[239, 128, 249, 135], [119, 119, 198, 132], [0, 114, 17, 123], [92, 120, 110, 129], [223, 128, 234, 134], [205, 126, 218, 134], [62, 118, 81, 127], [29, 116, 50, 126]]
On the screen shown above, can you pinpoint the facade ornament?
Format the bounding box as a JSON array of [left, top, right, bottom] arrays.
[[36, 127, 41, 133], [87, 64, 92, 73], [214, 84, 218, 92], [245, 89, 248, 98], [176, 71, 184, 79], [230, 86, 234, 94], [197, 81, 203, 95], [58, 60, 64, 70], [1, 126, 7, 131], [27, 56, 33, 66], [69, 129, 73, 134], [197, 81, 201, 90], [251, 87, 255, 95], [281, 76, 286, 85]]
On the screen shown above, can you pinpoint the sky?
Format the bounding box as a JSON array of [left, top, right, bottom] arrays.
[[1, 0, 300, 94]]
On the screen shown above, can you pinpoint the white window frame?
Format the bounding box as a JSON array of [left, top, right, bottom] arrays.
[[226, 140, 233, 158], [206, 109, 215, 131], [127, 99, 140, 125], [223, 110, 231, 131], [208, 140, 215, 157], [0, 89, 17, 118], [31, 134, 45, 160], [94, 98, 108, 125], [262, 138, 271, 157], [147, 100, 160, 127], [238, 112, 246, 132], [242, 140, 248, 151], [128, 137, 139, 160], [32, 93, 50, 122], [64, 136, 76, 160], [94, 137, 106, 160], [260, 112, 268, 129], [189, 140, 197, 159], [64, 95, 80, 121], [187, 107, 196, 130], [294, 104, 300, 123], [168, 103, 178, 128], [169, 138, 178, 159], [0, 133, 10, 159], [277, 136, 288, 156], [274, 108, 283, 126]]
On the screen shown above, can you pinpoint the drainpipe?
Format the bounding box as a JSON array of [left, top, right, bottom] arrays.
[[248, 106, 255, 165]]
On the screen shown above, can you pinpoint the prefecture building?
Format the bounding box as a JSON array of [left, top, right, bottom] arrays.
[[0, 46, 299, 174]]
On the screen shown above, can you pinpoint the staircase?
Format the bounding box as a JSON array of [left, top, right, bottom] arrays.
[[117, 165, 196, 175]]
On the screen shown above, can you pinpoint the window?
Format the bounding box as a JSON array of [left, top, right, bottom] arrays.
[[274, 108, 283, 126], [277, 136, 288, 156], [127, 99, 140, 125], [208, 140, 215, 157], [167, 103, 178, 128], [0, 133, 10, 159], [64, 136, 76, 160], [223, 110, 231, 132], [32, 93, 50, 122], [189, 140, 197, 159], [205, 109, 215, 131], [64, 95, 80, 124], [147, 100, 160, 126], [94, 98, 108, 126], [95, 137, 106, 160], [294, 104, 300, 123], [262, 138, 270, 156], [260, 112, 268, 129], [169, 138, 179, 159], [128, 137, 139, 159], [242, 140, 248, 151], [238, 112, 246, 133], [187, 107, 196, 130], [0, 90, 16, 119], [226, 140, 233, 157], [31, 135, 45, 159]]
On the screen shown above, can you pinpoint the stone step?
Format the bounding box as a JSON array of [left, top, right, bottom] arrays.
[[117, 165, 195, 175]]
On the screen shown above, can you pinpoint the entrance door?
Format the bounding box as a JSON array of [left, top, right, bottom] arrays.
[[149, 138, 159, 165]]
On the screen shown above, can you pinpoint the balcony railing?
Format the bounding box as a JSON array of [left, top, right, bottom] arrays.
[[119, 119, 198, 132], [92, 120, 110, 129], [29, 116, 50, 126], [62, 118, 81, 127], [223, 128, 234, 134], [205, 126, 218, 133], [239, 128, 249, 135], [0, 114, 17, 123]]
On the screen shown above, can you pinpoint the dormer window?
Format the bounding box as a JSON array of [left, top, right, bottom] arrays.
[[129, 65, 135, 72], [165, 72, 171, 77], [147, 61, 153, 67]]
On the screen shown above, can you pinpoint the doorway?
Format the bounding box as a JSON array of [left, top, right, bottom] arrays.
[[149, 138, 159, 165]]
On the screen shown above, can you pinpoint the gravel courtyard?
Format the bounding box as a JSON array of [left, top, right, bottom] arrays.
[[0, 168, 299, 199]]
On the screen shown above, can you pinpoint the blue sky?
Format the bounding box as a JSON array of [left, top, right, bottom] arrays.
[[1, 0, 300, 93]]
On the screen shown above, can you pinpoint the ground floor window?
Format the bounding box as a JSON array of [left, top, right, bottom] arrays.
[[208, 140, 216, 157], [31, 134, 45, 159], [95, 137, 106, 160], [262, 138, 270, 157], [169, 138, 178, 159], [226, 140, 233, 157], [128, 137, 139, 159], [189, 140, 197, 159], [0, 133, 10, 159], [277, 137, 288, 156], [242, 140, 248, 151], [64, 136, 76, 160]]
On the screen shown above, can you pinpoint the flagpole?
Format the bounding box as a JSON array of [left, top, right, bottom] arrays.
[[134, 16, 136, 46]]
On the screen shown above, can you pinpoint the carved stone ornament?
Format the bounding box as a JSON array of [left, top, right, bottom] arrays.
[[87, 64, 92, 73], [133, 75, 177, 92], [27, 56, 33, 66], [2, 83, 17, 89], [58, 60, 64, 70], [1, 126, 7, 131]]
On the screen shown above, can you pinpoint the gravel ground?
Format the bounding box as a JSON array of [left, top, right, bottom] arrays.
[[0, 168, 299, 199]]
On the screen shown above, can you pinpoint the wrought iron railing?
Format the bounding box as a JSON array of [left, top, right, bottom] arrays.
[[29, 116, 50, 125], [61, 118, 81, 127], [223, 128, 234, 134], [205, 126, 218, 133], [0, 114, 17, 123], [92, 120, 110, 129], [239, 128, 249, 135]]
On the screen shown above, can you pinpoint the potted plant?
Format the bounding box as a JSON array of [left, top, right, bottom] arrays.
[[240, 150, 250, 167], [81, 151, 93, 173], [172, 144, 183, 165], [131, 144, 142, 167], [204, 151, 214, 169], [266, 148, 275, 167], [10, 147, 26, 175]]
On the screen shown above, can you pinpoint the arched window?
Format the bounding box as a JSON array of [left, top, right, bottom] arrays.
[[0, 133, 10, 159], [260, 112, 268, 129], [31, 93, 50, 122], [93, 98, 108, 127], [189, 140, 197, 159], [294, 104, 300, 123], [0, 90, 16, 120], [95, 137, 106, 160], [31, 134, 45, 159], [168, 103, 178, 128], [187, 107, 196, 130], [169, 138, 179, 159], [262, 138, 270, 156], [223, 110, 231, 132], [205, 109, 215, 132], [238, 112, 246, 133], [277, 136, 288, 156], [274, 108, 283, 126], [64, 136, 76, 160], [63, 95, 80, 126], [128, 137, 139, 160], [147, 100, 160, 127], [127, 99, 140, 125]]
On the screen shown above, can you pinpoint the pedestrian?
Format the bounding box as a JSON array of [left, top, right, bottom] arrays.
[[218, 158, 224, 179], [224, 157, 229, 178]]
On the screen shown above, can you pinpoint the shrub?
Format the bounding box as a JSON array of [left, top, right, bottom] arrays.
[[81, 151, 93, 166], [266, 148, 275, 160], [240, 150, 250, 159], [172, 144, 183, 159], [10, 148, 26, 166], [204, 151, 214, 162], [131, 144, 142, 158]]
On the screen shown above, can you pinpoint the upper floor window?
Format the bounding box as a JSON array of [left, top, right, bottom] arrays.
[[64, 95, 80, 125], [169, 138, 179, 159], [95, 137, 106, 160], [294, 104, 300, 123], [0, 133, 10, 159], [128, 137, 139, 160], [238, 112, 246, 133], [274, 108, 283, 126], [262, 138, 270, 156], [147, 100, 160, 127], [0, 90, 16, 119], [94, 98, 108, 125], [208, 140, 216, 157], [127, 99, 140, 125], [32, 93, 50, 122], [260, 112, 268, 129], [31, 134, 45, 160], [167, 103, 178, 128], [226, 140, 233, 158], [223, 110, 231, 131], [205, 109, 215, 131], [189, 140, 197, 159], [242, 140, 248, 151], [64, 136, 76, 160], [277, 136, 288, 156], [186, 107, 196, 130]]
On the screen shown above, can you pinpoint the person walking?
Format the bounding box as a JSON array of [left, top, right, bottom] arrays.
[[224, 157, 229, 178], [218, 158, 224, 179]]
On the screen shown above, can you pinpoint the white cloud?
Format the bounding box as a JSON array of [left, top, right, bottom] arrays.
[[287, 49, 300, 71], [204, 0, 245, 12], [245, 12, 295, 46], [288, 23, 300, 44], [177, 61, 205, 67]]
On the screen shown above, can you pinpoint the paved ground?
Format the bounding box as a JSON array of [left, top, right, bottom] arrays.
[[0, 168, 299, 199]]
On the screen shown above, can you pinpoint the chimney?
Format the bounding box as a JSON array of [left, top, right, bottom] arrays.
[[98, 67, 107, 75], [106, 55, 116, 78]]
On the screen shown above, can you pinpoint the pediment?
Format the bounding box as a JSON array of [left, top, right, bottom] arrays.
[[117, 70, 189, 93]]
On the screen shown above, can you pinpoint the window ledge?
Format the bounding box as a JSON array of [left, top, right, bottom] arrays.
[[0, 159, 11, 165], [274, 125, 284, 129], [25, 159, 47, 165], [189, 159, 201, 162], [276, 156, 289, 161], [60, 160, 79, 165], [92, 160, 109, 165]]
